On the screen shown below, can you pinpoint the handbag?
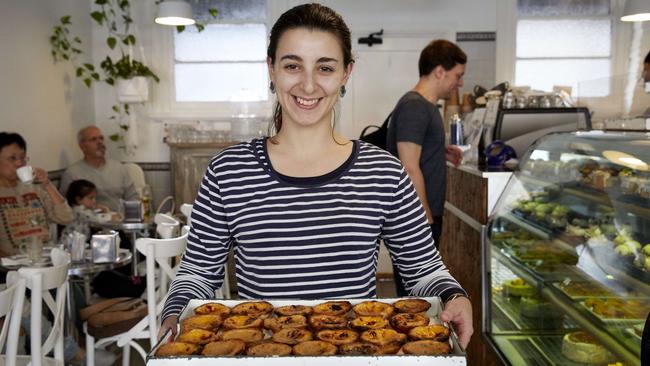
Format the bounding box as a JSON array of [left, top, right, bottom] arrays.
[[80, 297, 148, 338], [359, 113, 392, 150]]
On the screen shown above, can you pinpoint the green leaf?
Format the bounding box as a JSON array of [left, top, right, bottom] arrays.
[[196, 24, 205, 32], [61, 15, 71, 24], [74, 37, 82, 44], [105, 77, 114, 86], [62, 54, 69, 60], [84, 78, 92, 88], [209, 8, 218, 18], [124, 35, 136, 45], [84, 63, 95, 71], [120, 124, 129, 130], [72, 48, 82, 54], [119, 0, 129, 10], [124, 104, 130, 113], [176, 25, 185, 33], [76, 67, 84, 77], [109, 134, 120, 141], [112, 105, 120, 113], [95, 0, 108, 5], [90, 11, 104, 25], [107, 36, 116, 49], [91, 72, 100, 80]]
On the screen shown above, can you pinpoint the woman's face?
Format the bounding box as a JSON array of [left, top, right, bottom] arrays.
[[78, 190, 97, 209], [0, 144, 27, 182], [268, 28, 353, 129]]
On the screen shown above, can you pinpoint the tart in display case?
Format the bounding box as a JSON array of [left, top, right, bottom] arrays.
[[484, 131, 650, 366]]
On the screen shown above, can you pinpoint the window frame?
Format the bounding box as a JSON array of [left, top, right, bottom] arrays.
[[148, 7, 273, 120], [496, 0, 631, 104]]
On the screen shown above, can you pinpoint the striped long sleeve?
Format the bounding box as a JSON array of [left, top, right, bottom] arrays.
[[162, 139, 466, 320]]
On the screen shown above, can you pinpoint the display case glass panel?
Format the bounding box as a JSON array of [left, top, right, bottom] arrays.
[[486, 131, 649, 366]]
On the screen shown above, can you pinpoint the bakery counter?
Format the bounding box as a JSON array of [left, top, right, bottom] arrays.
[[439, 163, 512, 366]]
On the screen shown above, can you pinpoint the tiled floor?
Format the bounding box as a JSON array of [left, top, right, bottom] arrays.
[[103, 276, 398, 366]]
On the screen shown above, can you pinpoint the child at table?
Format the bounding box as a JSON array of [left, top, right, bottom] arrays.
[[65, 179, 121, 223]]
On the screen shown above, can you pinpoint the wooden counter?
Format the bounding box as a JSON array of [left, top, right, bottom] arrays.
[[439, 163, 511, 366]]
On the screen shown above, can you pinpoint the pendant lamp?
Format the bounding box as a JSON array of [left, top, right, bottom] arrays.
[[155, 0, 195, 26], [621, 0, 650, 22]]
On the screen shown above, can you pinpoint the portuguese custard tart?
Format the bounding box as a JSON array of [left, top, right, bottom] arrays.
[[231, 301, 274, 318], [402, 340, 451, 355], [391, 313, 429, 333], [313, 301, 352, 316], [272, 328, 314, 345], [194, 302, 231, 318], [393, 298, 431, 314], [360, 328, 407, 346], [408, 324, 450, 342], [338, 342, 381, 356], [201, 340, 246, 356], [222, 315, 263, 330], [246, 342, 293, 356], [155, 341, 200, 356], [264, 315, 308, 333], [275, 304, 313, 317], [293, 340, 338, 356], [177, 328, 219, 345], [220, 328, 264, 343], [349, 316, 389, 332], [309, 314, 348, 331], [180, 314, 223, 333], [353, 301, 394, 318], [316, 329, 359, 346]]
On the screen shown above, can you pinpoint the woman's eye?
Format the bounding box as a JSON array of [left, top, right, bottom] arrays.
[[320, 66, 335, 73]]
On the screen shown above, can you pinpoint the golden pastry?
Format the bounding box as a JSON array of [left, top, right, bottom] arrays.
[[316, 329, 359, 346], [293, 340, 338, 356], [353, 301, 394, 318], [231, 301, 274, 318], [155, 342, 200, 356], [393, 298, 431, 314], [194, 302, 231, 318], [177, 328, 219, 345], [338, 342, 380, 355], [309, 314, 348, 331], [408, 324, 450, 342], [246, 342, 292, 356], [275, 304, 313, 317], [402, 340, 451, 355], [313, 301, 352, 316], [220, 328, 264, 343], [272, 328, 314, 345], [201, 340, 246, 356], [349, 316, 389, 331], [391, 313, 429, 333], [222, 315, 263, 330], [180, 314, 223, 333], [264, 315, 308, 333], [360, 328, 407, 346]]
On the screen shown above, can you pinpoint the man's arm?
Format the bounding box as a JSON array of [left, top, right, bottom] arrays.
[[397, 141, 433, 224]]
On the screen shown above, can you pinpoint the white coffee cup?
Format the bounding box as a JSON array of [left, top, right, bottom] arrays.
[[16, 166, 34, 183]]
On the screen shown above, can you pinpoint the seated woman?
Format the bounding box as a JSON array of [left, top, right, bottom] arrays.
[[0, 132, 85, 364]]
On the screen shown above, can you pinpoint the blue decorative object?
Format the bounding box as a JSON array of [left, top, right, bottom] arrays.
[[485, 140, 517, 167]]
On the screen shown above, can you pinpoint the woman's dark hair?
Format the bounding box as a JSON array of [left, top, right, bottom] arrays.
[[0, 132, 27, 153], [66, 179, 97, 206], [267, 3, 353, 135], [645, 50, 650, 65], [418, 39, 467, 77]]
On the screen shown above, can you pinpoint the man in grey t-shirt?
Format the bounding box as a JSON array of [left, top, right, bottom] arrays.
[[60, 126, 139, 212], [386, 39, 466, 296]]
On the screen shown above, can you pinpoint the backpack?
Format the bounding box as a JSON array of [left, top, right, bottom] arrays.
[[359, 113, 392, 150]]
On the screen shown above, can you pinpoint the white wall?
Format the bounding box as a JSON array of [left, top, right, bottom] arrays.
[[0, 0, 94, 171]]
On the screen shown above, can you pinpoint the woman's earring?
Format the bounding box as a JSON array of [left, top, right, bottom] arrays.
[[340, 85, 347, 98], [269, 81, 276, 94]]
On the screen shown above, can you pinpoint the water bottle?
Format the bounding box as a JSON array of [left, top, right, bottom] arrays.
[[450, 114, 464, 145]]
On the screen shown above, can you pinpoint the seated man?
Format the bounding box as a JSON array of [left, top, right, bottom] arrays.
[[60, 126, 139, 212]]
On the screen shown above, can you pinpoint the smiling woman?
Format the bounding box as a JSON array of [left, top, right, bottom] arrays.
[[159, 3, 474, 350]]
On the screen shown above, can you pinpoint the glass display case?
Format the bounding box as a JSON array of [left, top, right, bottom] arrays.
[[485, 131, 649, 366]]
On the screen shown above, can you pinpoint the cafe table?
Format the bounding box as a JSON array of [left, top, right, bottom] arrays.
[[89, 219, 155, 276]]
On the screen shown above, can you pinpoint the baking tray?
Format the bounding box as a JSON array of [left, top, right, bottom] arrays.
[[147, 297, 467, 365], [551, 281, 616, 300], [579, 298, 650, 324]]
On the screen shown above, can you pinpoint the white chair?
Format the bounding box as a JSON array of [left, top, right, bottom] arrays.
[[0, 277, 26, 366], [86, 228, 189, 366], [13, 252, 71, 366], [124, 162, 146, 198], [178, 203, 230, 299], [154, 213, 180, 239]]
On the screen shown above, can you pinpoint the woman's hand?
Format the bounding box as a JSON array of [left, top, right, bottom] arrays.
[[439, 295, 473, 349], [158, 315, 179, 344], [32, 167, 50, 185]]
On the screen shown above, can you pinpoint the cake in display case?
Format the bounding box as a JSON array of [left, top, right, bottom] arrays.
[[485, 131, 649, 366]]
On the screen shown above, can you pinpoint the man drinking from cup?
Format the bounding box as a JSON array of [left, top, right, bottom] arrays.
[[0, 132, 73, 256]]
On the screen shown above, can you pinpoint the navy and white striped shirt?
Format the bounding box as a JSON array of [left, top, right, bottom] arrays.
[[162, 138, 466, 320]]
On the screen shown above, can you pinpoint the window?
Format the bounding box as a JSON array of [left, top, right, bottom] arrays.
[[514, 0, 612, 97], [173, 0, 268, 103]]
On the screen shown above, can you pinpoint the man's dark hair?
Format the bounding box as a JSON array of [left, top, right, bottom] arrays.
[[419, 39, 467, 77], [0, 132, 27, 152], [645, 50, 650, 64]]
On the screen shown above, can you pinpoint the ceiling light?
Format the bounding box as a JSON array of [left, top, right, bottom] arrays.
[[621, 0, 650, 22], [155, 0, 195, 26]]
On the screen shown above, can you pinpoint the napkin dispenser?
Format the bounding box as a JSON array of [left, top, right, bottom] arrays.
[[91, 231, 120, 263], [123, 200, 144, 222]]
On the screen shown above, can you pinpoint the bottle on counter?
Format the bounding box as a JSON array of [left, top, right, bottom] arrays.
[[450, 114, 464, 145], [142, 184, 152, 221]]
